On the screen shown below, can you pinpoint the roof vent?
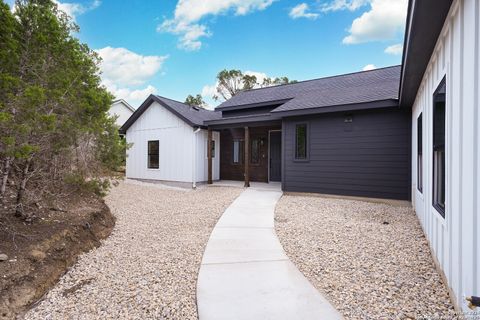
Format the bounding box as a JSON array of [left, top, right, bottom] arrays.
[[191, 105, 200, 111]]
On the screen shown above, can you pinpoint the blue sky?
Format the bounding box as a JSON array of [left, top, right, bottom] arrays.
[[6, 0, 408, 108]]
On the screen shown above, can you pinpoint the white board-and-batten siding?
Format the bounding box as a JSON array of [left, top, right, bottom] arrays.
[[126, 101, 219, 184], [411, 0, 479, 311], [109, 101, 134, 127]]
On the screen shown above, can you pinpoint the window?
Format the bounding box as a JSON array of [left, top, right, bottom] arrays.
[[295, 124, 307, 160], [148, 140, 159, 169], [208, 140, 215, 158], [251, 138, 260, 164], [433, 78, 446, 217], [233, 140, 244, 164], [417, 113, 423, 193]]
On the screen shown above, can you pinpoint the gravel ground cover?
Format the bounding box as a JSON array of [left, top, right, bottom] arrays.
[[25, 181, 242, 320], [275, 195, 455, 320]]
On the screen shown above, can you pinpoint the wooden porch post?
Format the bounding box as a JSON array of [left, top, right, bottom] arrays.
[[244, 126, 250, 187], [207, 128, 212, 184]]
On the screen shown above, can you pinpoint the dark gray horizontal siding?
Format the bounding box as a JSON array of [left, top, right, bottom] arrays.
[[284, 170, 408, 182], [307, 135, 408, 144], [309, 141, 410, 148], [285, 185, 406, 199], [282, 108, 411, 200]]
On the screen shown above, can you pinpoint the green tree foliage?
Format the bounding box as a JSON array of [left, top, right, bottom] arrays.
[[0, 0, 126, 219], [185, 94, 207, 109], [260, 76, 297, 87], [212, 69, 297, 101]]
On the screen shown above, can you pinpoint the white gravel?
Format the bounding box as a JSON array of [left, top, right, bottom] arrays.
[[25, 181, 242, 320], [275, 195, 456, 320]]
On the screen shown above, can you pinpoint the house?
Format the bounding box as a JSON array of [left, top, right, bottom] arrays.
[[121, 67, 408, 197], [109, 99, 135, 127], [120, 95, 221, 187], [401, 0, 479, 312], [120, 0, 478, 311], [205, 66, 410, 200]]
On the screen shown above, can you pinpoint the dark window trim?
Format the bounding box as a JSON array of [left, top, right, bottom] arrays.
[[294, 122, 309, 162], [147, 140, 159, 169], [432, 76, 446, 218], [417, 113, 423, 193], [432, 155, 445, 217], [232, 139, 244, 165]]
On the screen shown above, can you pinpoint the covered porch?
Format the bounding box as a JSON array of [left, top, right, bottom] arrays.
[[206, 122, 282, 187]]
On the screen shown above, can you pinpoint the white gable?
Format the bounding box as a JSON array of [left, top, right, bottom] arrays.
[[109, 100, 135, 127]]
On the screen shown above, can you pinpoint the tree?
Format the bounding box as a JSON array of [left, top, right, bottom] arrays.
[[212, 69, 296, 101], [261, 77, 297, 87], [0, 1, 20, 200], [0, 0, 126, 219], [185, 94, 207, 109]]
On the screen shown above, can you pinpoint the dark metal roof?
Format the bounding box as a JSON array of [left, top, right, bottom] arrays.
[[119, 95, 220, 134], [271, 99, 399, 117], [217, 66, 401, 113], [399, 0, 453, 107], [205, 113, 282, 127], [121, 66, 407, 133], [155, 96, 221, 125]]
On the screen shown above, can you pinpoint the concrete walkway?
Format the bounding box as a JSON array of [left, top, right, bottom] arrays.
[[197, 186, 342, 320]]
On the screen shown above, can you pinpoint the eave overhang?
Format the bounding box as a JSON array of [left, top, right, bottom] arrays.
[[399, 0, 453, 108]]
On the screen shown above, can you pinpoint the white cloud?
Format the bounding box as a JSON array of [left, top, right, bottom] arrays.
[[200, 84, 218, 110], [159, 20, 211, 51], [244, 70, 269, 83], [54, 0, 101, 21], [158, 0, 275, 51], [170, 0, 274, 23], [343, 0, 408, 44], [96, 47, 168, 106], [289, 3, 319, 19], [201, 84, 217, 100], [362, 64, 376, 71], [320, 0, 369, 12], [96, 47, 168, 86], [108, 85, 158, 106], [384, 43, 403, 55]]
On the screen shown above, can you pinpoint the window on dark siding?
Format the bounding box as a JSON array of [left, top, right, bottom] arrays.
[[295, 124, 307, 160], [233, 140, 244, 164], [148, 140, 159, 169], [433, 78, 446, 217], [251, 138, 260, 164], [417, 113, 423, 193]]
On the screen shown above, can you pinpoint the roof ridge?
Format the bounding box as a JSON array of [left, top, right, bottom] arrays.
[[156, 95, 190, 106], [112, 98, 135, 111], [238, 65, 401, 94]]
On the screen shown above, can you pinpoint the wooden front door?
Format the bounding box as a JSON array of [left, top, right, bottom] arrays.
[[269, 131, 281, 182]]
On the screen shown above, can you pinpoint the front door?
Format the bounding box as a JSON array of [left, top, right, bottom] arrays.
[[269, 131, 281, 182]]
